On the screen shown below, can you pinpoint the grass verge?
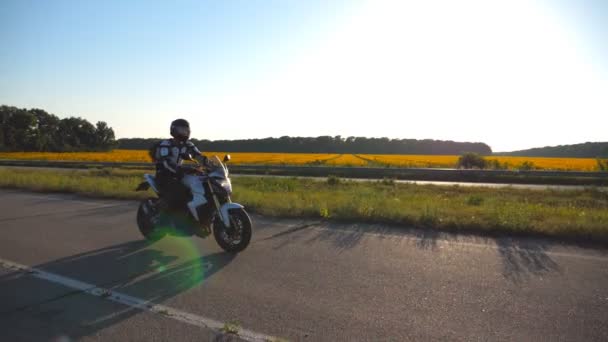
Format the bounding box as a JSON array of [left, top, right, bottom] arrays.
[[1, 168, 607, 243], [220, 321, 241, 335]]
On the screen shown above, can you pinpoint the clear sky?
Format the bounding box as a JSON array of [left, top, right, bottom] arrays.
[[1, 0, 606, 152]]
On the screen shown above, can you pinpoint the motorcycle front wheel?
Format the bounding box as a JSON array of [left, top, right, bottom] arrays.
[[213, 208, 252, 253]]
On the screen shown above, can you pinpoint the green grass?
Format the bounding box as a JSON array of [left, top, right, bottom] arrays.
[[265, 338, 290, 342], [0, 168, 150, 200], [1, 168, 607, 242], [221, 321, 241, 335]]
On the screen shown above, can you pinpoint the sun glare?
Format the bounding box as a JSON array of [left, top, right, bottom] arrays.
[[197, 0, 606, 152]]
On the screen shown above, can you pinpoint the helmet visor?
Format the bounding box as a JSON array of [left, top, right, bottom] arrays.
[[174, 126, 190, 140]]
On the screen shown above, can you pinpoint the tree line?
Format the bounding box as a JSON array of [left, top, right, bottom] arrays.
[[119, 136, 492, 155], [494, 142, 608, 158], [0, 105, 116, 152], [0, 104, 494, 155]]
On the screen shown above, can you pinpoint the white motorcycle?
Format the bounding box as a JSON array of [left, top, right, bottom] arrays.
[[135, 155, 252, 253]]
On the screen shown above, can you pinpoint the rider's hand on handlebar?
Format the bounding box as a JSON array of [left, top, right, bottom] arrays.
[[181, 165, 203, 175]]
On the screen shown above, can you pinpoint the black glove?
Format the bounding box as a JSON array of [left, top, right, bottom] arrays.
[[195, 155, 210, 168]]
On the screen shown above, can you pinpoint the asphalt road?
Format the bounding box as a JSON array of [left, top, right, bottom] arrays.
[[0, 190, 607, 341]]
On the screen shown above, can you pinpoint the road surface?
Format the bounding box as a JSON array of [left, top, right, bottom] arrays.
[[0, 190, 607, 341]]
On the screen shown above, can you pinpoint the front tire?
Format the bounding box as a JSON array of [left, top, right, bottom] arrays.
[[137, 199, 166, 242], [213, 208, 252, 253]]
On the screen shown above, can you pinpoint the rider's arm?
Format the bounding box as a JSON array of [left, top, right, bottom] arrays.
[[186, 141, 210, 167], [157, 142, 196, 178], [157, 145, 180, 176]]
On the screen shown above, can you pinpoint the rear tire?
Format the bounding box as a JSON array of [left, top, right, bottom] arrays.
[[213, 208, 252, 253], [137, 199, 166, 242]]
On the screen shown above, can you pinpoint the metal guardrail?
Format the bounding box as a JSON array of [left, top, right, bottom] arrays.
[[235, 165, 608, 178], [0, 159, 606, 178]]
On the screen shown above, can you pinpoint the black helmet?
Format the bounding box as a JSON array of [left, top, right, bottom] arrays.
[[170, 119, 190, 141]]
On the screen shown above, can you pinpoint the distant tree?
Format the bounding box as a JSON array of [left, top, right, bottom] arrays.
[[63, 117, 97, 150], [517, 161, 536, 171], [29, 108, 61, 151], [120, 136, 493, 155], [94, 121, 117, 151], [457, 153, 487, 169], [596, 159, 608, 172], [6, 109, 37, 151], [0, 110, 5, 151], [488, 159, 513, 170], [497, 142, 608, 158], [0, 105, 117, 152]]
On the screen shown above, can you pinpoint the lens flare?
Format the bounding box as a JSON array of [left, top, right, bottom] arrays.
[[121, 229, 211, 297], [148, 235, 207, 291]]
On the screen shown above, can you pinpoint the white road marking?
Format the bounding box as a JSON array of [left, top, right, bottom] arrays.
[[0, 258, 278, 342]]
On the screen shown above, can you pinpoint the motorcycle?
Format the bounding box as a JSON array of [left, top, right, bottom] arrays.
[[135, 154, 252, 253]]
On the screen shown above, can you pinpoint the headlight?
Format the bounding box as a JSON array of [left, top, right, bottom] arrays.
[[220, 179, 232, 194]]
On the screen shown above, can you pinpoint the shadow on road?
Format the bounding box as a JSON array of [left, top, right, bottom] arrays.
[[494, 238, 562, 283], [262, 219, 564, 282], [0, 239, 235, 340]]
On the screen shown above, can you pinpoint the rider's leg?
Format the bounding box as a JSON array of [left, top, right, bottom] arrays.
[[181, 174, 207, 221]]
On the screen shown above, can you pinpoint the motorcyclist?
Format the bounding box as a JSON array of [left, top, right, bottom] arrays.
[[153, 119, 210, 221]]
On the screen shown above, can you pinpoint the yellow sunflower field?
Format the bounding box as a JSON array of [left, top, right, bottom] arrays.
[[0, 150, 601, 171]]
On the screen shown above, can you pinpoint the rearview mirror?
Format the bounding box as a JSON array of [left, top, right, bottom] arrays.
[[223, 154, 231, 163]]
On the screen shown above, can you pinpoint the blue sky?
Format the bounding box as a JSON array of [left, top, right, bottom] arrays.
[[1, 0, 606, 152]]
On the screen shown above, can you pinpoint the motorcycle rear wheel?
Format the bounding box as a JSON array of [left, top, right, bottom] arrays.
[[136, 198, 166, 242]]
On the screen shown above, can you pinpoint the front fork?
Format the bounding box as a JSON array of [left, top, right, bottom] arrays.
[[205, 180, 233, 231]]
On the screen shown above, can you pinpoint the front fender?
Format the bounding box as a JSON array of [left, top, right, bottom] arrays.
[[219, 202, 244, 228]]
